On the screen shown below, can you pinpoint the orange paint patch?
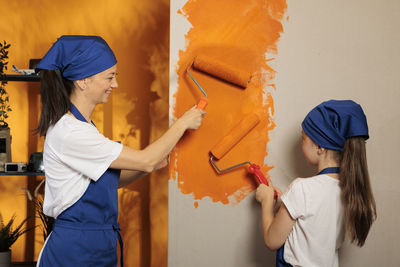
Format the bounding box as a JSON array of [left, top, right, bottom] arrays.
[[170, 0, 287, 205]]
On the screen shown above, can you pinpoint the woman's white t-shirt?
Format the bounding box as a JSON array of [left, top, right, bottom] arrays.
[[42, 114, 123, 218], [281, 175, 345, 267]]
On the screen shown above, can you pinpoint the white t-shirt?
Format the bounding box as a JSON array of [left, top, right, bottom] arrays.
[[281, 175, 345, 267], [42, 114, 123, 218]]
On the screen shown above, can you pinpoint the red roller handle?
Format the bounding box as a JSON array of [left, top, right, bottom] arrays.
[[248, 164, 278, 200]]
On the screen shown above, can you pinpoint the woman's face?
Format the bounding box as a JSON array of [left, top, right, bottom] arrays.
[[301, 130, 319, 166], [86, 64, 118, 104]]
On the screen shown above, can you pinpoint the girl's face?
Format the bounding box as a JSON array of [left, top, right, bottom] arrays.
[[301, 130, 319, 166], [86, 65, 118, 104]]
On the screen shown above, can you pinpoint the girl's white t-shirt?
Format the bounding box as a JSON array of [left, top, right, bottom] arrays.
[[281, 175, 345, 267], [42, 114, 123, 218]]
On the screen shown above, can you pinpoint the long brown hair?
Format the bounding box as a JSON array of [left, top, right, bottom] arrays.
[[36, 70, 74, 136], [339, 137, 376, 246]]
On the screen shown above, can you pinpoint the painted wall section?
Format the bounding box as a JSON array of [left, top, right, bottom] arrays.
[[170, 0, 287, 205]]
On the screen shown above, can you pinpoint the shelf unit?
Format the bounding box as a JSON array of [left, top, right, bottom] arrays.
[[0, 171, 44, 176], [1, 71, 43, 262], [0, 74, 40, 82], [1, 73, 42, 176]]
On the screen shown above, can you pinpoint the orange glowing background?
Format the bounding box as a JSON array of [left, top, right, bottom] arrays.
[[0, 0, 169, 266], [170, 0, 287, 206]]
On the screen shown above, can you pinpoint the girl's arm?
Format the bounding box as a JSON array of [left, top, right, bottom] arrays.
[[110, 106, 204, 173], [256, 184, 295, 250]]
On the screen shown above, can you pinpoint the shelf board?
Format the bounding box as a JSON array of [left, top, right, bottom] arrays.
[[0, 171, 44, 176], [0, 74, 40, 82]]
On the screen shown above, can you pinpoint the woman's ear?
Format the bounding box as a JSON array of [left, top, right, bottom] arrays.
[[75, 78, 87, 91]]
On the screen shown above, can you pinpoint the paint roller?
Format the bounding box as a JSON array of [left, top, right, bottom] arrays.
[[186, 55, 253, 109], [209, 113, 278, 200]]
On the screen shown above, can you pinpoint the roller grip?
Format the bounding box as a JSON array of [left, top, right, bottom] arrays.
[[248, 164, 278, 200], [197, 97, 208, 110]]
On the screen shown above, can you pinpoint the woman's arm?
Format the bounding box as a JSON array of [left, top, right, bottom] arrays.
[[256, 184, 295, 250], [118, 158, 168, 188], [118, 170, 147, 188], [110, 106, 204, 173]]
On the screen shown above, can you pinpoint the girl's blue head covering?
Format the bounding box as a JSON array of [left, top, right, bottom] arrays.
[[35, 35, 117, 81], [302, 100, 369, 151]]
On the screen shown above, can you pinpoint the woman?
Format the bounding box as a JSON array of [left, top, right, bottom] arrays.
[[35, 35, 205, 266]]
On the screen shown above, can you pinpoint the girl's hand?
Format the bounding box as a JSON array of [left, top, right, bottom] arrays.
[[256, 184, 275, 205], [178, 106, 206, 130], [273, 185, 282, 201], [256, 178, 282, 203]]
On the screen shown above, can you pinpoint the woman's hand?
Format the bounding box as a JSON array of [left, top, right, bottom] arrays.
[[155, 157, 169, 171], [178, 106, 206, 130]]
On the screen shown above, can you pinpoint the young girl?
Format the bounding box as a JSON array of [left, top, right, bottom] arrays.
[[256, 100, 376, 267]]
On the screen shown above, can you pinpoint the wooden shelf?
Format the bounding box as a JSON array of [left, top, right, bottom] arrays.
[[0, 171, 44, 176], [11, 262, 37, 267], [0, 74, 40, 82]]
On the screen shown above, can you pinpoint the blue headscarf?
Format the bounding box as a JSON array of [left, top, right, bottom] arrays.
[[302, 100, 369, 151], [35, 35, 117, 81]]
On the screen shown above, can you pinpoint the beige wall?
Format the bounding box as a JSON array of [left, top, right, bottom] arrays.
[[169, 0, 400, 266]]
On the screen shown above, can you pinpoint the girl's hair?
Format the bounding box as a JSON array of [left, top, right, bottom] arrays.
[[36, 70, 74, 136], [339, 137, 376, 247]]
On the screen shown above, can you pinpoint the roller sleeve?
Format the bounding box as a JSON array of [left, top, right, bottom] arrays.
[[210, 113, 260, 159], [193, 55, 251, 88]]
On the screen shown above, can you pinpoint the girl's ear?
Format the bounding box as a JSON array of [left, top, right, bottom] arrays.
[[317, 145, 326, 155]]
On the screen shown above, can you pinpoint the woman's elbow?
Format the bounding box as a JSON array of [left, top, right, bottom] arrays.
[[126, 149, 156, 173], [141, 158, 157, 173], [116, 146, 157, 173]]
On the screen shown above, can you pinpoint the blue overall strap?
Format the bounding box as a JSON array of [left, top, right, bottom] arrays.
[[276, 245, 293, 267], [66, 104, 123, 267], [70, 103, 95, 126], [113, 223, 124, 267], [318, 167, 340, 175], [54, 220, 124, 267]]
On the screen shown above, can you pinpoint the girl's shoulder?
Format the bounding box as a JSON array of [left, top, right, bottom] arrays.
[[288, 176, 314, 188], [288, 175, 338, 193]]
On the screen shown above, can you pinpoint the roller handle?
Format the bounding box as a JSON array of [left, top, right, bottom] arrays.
[[248, 164, 278, 200], [197, 97, 208, 110]]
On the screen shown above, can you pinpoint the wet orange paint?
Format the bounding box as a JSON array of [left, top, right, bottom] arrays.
[[170, 0, 287, 205]]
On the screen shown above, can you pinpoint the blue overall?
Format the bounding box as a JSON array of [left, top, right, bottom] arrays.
[[38, 105, 123, 267], [276, 167, 340, 267]]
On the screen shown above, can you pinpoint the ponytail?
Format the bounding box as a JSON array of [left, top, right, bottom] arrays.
[[36, 70, 74, 136], [339, 137, 376, 246]]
